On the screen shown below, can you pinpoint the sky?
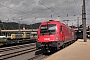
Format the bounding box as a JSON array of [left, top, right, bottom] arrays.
[[0, 0, 90, 26]]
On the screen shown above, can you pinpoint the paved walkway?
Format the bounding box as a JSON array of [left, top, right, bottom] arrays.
[[43, 39, 90, 60]]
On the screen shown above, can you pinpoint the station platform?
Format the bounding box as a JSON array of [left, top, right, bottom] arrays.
[[44, 39, 90, 60]]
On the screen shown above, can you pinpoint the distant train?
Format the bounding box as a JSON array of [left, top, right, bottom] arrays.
[[76, 30, 83, 39], [7, 33, 30, 40], [87, 31, 90, 38], [76, 30, 90, 39], [36, 20, 76, 52], [11, 33, 30, 40], [7, 32, 37, 40], [0, 33, 37, 46]]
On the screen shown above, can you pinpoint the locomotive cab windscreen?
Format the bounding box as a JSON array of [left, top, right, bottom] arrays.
[[40, 24, 56, 35]]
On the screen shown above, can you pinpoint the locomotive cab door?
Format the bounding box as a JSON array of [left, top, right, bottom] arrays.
[[59, 26, 63, 40], [55, 25, 63, 48]]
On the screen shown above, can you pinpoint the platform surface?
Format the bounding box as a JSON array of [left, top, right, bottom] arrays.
[[44, 39, 90, 60]]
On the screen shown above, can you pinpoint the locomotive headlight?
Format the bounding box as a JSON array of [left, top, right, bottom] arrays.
[[56, 35, 58, 40]]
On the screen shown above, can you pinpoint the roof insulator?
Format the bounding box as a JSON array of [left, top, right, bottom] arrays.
[[49, 20, 54, 21]]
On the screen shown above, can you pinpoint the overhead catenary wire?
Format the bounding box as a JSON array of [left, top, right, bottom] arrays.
[[16, 0, 70, 19], [73, 0, 81, 14], [0, 1, 65, 20], [37, 0, 60, 17], [0, 0, 82, 23], [0, 3, 33, 18], [0, 0, 71, 20], [29, 0, 68, 18], [48, 0, 68, 19]]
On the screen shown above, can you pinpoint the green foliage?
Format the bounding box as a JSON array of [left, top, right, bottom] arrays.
[[0, 20, 2, 23], [3, 22, 41, 30], [0, 20, 41, 30], [0, 38, 7, 42]]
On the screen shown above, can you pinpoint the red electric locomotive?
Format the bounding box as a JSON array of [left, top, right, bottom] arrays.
[[36, 20, 75, 52]]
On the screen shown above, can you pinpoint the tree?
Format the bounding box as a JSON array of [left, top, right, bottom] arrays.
[[0, 20, 2, 23]]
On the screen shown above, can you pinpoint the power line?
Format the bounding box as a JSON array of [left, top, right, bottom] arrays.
[[0, 3, 32, 18], [0, 4, 27, 15], [73, 0, 81, 13], [15, 0, 68, 19], [30, 0, 68, 18], [49, 0, 68, 7], [0, 0, 81, 21], [0, 0, 70, 20], [0, 3, 54, 19], [38, 0, 60, 17], [49, 0, 67, 18], [0, 3, 40, 20]]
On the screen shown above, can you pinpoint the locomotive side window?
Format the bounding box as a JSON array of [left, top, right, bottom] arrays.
[[40, 24, 56, 35], [60, 26, 62, 32]]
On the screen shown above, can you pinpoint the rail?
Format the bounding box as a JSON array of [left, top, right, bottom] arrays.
[[1, 29, 38, 32], [0, 43, 36, 60]]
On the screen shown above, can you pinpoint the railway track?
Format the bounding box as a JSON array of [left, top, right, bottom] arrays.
[[27, 41, 77, 60], [0, 43, 37, 60], [28, 54, 49, 60], [0, 38, 36, 48], [0, 40, 76, 60], [0, 43, 49, 60], [0, 47, 37, 60], [0, 43, 35, 52], [0, 42, 51, 60], [0, 43, 50, 60]]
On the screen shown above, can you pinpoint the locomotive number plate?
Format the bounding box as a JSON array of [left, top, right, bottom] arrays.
[[44, 38, 50, 40]]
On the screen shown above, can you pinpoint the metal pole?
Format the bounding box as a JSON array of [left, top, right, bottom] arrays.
[[51, 15, 52, 18], [72, 23, 73, 28], [63, 20, 69, 26], [67, 20, 69, 26], [77, 17, 79, 29], [30, 24, 33, 31], [82, 0, 87, 42], [19, 21, 20, 32]]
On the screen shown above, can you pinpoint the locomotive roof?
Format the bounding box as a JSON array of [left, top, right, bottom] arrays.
[[41, 20, 62, 24], [41, 20, 72, 29]]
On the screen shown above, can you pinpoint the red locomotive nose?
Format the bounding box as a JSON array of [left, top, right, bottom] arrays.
[[36, 20, 75, 53]]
